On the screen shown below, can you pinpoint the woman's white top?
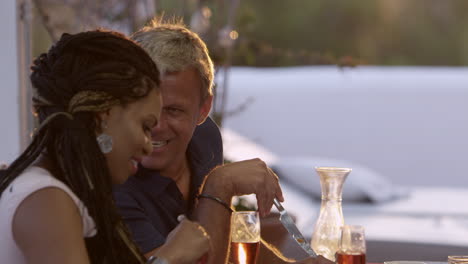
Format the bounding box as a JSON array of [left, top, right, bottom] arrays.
[[0, 166, 96, 263]]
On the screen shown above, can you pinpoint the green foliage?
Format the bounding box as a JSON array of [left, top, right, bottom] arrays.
[[227, 0, 468, 66], [34, 0, 468, 67], [233, 197, 257, 211]]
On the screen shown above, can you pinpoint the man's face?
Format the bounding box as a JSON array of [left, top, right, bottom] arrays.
[[140, 68, 212, 176]]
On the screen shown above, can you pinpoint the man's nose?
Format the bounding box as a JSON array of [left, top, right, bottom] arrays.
[[153, 113, 168, 132]]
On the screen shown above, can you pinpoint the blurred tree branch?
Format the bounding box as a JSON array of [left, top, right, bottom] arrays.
[[31, 0, 362, 130], [32, 0, 155, 41], [31, 0, 58, 42]]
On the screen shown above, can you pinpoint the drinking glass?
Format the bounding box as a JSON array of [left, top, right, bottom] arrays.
[[336, 225, 366, 264], [230, 211, 261, 264]]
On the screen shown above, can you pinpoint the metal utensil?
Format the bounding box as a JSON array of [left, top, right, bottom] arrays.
[[273, 198, 317, 258]]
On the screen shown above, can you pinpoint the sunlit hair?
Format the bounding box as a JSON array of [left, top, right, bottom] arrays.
[[131, 17, 214, 101], [0, 30, 160, 264]]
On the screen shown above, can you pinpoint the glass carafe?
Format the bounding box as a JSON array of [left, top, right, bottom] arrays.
[[311, 167, 351, 261]]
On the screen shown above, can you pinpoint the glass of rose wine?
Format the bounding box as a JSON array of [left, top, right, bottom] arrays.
[[336, 225, 366, 264], [230, 211, 260, 264]]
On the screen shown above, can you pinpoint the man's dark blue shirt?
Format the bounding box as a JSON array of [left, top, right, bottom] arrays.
[[114, 117, 223, 253]]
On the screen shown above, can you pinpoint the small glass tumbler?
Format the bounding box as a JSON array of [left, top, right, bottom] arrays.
[[230, 211, 261, 264], [336, 225, 366, 264], [449, 256, 468, 264]]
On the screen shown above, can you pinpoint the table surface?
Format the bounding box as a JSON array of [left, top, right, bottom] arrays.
[[256, 213, 313, 264], [252, 214, 468, 264]]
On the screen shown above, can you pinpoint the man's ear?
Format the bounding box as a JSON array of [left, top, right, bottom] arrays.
[[197, 95, 213, 125]]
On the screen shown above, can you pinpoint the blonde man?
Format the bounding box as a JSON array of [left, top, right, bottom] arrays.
[[114, 20, 284, 264]]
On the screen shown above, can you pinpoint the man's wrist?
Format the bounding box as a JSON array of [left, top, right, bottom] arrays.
[[197, 193, 233, 213], [202, 169, 234, 202]]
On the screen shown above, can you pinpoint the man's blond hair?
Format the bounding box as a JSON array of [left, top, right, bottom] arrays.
[[131, 18, 214, 100]]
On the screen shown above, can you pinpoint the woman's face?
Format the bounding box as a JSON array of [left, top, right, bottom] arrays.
[[101, 89, 162, 184]]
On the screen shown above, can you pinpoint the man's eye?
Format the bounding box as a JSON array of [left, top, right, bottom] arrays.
[[167, 107, 182, 113]]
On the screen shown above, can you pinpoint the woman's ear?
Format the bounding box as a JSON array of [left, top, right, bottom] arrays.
[[96, 110, 111, 133]]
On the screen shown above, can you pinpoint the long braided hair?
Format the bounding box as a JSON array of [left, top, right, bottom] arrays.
[[0, 30, 160, 263]]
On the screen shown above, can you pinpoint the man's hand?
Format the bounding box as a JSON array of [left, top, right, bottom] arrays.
[[202, 158, 284, 217], [194, 158, 284, 264]]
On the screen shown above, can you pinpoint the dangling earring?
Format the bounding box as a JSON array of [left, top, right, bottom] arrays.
[[96, 121, 113, 154]]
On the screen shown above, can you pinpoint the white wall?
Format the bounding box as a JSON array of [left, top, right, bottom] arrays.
[[222, 66, 468, 188], [0, 0, 20, 163]]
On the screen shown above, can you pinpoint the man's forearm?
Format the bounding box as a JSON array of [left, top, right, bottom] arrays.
[[192, 195, 232, 264], [192, 172, 233, 264]]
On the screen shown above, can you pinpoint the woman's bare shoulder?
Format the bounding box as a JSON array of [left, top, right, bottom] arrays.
[[12, 187, 90, 264]]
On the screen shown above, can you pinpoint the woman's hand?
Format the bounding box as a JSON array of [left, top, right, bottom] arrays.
[[154, 218, 211, 264]]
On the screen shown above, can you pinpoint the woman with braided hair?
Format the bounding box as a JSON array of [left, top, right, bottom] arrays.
[[0, 30, 210, 264]]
